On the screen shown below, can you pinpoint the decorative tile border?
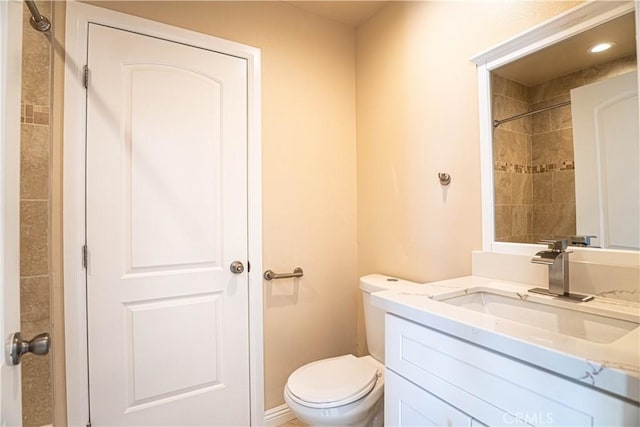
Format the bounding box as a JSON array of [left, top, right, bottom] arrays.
[[494, 160, 574, 174], [21, 103, 50, 125], [531, 160, 575, 173]]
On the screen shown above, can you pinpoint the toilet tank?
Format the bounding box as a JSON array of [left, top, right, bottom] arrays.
[[359, 274, 420, 363]]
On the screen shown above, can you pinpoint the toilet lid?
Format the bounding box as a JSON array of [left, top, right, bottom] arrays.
[[286, 355, 380, 409]]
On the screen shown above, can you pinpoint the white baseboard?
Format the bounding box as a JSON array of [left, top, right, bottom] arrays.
[[263, 403, 295, 427]]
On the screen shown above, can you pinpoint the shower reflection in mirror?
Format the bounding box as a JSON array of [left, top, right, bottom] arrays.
[[491, 12, 638, 251]]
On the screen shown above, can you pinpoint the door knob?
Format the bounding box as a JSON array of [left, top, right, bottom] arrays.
[[230, 261, 245, 274], [9, 332, 50, 365]]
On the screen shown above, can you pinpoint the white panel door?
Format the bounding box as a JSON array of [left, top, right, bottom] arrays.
[[571, 71, 639, 250], [86, 24, 249, 426]]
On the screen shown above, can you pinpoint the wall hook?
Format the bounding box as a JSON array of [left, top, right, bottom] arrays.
[[438, 172, 451, 186]]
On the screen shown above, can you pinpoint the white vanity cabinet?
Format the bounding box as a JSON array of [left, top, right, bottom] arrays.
[[386, 369, 489, 427], [385, 313, 640, 427]]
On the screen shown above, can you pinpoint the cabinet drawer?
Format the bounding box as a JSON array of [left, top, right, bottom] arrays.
[[386, 369, 472, 427], [386, 314, 639, 426]]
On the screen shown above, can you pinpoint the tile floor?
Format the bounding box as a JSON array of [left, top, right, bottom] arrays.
[[278, 418, 307, 427]]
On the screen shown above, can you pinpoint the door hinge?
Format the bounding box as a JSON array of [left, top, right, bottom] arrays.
[[82, 245, 88, 269], [83, 65, 90, 89]]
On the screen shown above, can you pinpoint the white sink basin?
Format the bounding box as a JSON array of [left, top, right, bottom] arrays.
[[437, 289, 639, 344]]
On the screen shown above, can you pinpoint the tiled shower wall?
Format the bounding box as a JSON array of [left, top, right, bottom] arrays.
[[20, 1, 53, 425], [492, 76, 533, 242], [528, 72, 578, 243], [493, 54, 637, 243]]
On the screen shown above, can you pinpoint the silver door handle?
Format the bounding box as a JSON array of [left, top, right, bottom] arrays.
[[230, 261, 245, 274], [9, 332, 50, 365]]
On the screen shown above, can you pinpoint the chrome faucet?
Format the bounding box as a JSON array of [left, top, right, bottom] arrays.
[[570, 235, 598, 247], [529, 239, 594, 302]]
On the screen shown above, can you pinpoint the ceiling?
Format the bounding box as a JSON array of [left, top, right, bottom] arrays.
[[495, 12, 637, 87], [285, 1, 389, 27]]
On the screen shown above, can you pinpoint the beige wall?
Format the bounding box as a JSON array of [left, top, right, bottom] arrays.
[[68, 1, 359, 411], [356, 1, 581, 282], [355, 0, 581, 354], [47, 0, 599, 419]]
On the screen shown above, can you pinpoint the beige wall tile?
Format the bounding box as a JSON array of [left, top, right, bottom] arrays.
[[528, 81, 549, 104], [20, 276, 50, 323], [532, 203, 576, 237], [493, 94, 530, 134], [511, 204, 531, 237], [584, 54, 638, 85], [555, 203, 576, 236], [495, 205, 512, 239], [21, 1, 53, 424], [530, 93, 571, 110], [531, 128, 573, 165], [506, 99, 531, 134], [492, 94, 510, 123], [20, 311, 53, 427], [494, 171, 512, 205], [20, 124, 49, 200], [493, 74, 527, 102], [533, 173, 552, 204], [21, 351, 53, 427], [492, 73, 508, 96], [20, 201, 49, 276], [548, 104, 572, 131], [529, 70, 584, 104], [493, 129, 529, 165], [505, 78, 528, 102], [531, 110, 551, 135], [33, 111, 49, 125], [512, 173, 532, 204], [21, 3, 51, 105], [552, 170, 576, 204], [532, 204, 554, 235]]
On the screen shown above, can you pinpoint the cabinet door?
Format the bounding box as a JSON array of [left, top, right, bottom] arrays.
[[386, 314, 639, 426], [386, 370, 471, 427]]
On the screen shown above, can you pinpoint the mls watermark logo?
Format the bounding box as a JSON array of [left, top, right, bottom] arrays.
[[503, 411, 554, 425]]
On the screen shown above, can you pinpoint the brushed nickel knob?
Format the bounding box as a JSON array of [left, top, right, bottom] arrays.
[[230, 261, 245, 274], [9, 332, 50, 365]]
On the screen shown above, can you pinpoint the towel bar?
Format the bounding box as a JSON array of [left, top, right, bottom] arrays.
[[263, 267, 303, 281]]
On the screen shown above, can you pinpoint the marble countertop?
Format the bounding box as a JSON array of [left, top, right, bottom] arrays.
[[371, 275, 640, 402]]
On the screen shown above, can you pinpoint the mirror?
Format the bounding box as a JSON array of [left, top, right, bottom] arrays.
[[490, 12, 638, 250]]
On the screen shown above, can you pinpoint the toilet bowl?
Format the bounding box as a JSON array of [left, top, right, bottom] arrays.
[[284, 275, 416, 427], [284, 355, 384, 427]]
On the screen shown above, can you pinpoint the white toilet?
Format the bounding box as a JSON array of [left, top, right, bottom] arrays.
[[284, 274, 409, 427]]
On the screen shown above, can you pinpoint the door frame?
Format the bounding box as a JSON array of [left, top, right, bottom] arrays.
[[63, 2, 263, 425]]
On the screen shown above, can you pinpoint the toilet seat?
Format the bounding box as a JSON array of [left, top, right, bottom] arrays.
[[286, 355, 380, 409]]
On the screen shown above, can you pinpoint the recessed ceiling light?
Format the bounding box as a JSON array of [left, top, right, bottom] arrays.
[[589, 42, 615, 53]]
